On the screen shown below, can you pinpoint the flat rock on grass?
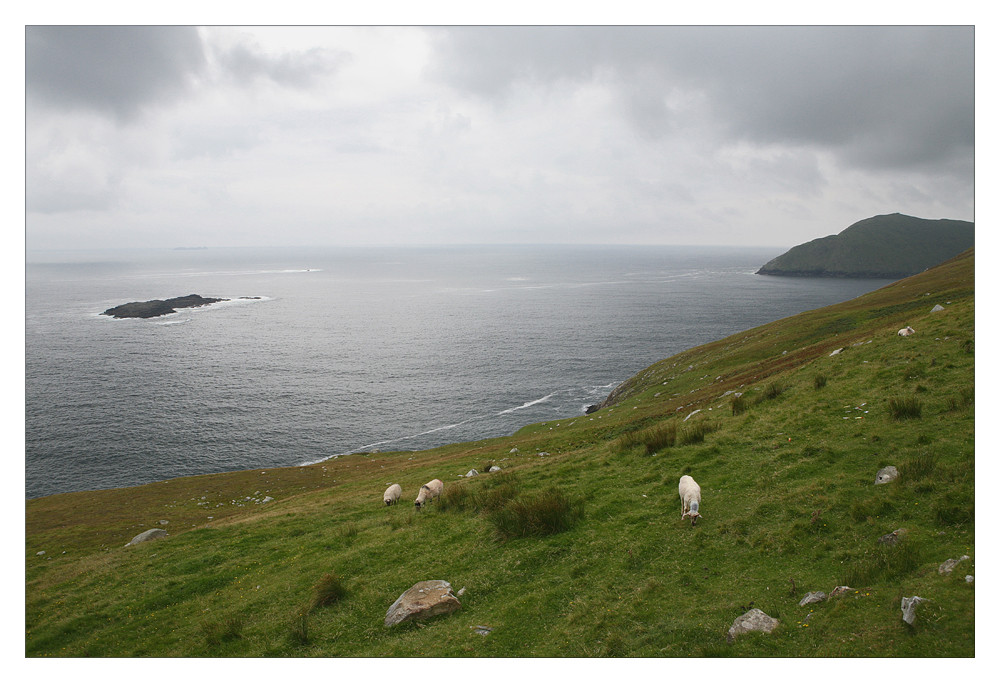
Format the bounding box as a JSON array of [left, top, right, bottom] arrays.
[[799, 591, 827, 606], [384, 580, 461, 627], [727, 608, 779, 643], [125, 529, 167, 546]]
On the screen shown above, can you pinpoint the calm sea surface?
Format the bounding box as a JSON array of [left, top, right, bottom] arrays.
[[25, 245, 894, 499]]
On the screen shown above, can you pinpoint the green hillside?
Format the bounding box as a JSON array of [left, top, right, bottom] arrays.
[[757, 214, 974, 278], [26, 249, 975, 657]]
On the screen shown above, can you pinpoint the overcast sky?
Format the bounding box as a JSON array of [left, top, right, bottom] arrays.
[[24, 25, 975, 250]]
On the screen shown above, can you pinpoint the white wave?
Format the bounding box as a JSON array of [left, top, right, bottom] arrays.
[[498, 391, 560, 414], [297, 382, 618, 466]]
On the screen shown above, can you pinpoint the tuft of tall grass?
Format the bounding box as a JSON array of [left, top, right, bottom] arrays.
[[841, 538, 921, 586], [288, 610, 310, 647], [678, 421, 714, 446], [730, 395, 748, 415], [311, 573, 347, 609], [888, 396, 923, 420], [440, 471, 522, 513], [933, 489, 974, 525], [762, 382, 785, 400], [487, 487, 584, 540], [199, 616, 244, 646], [947, 386, 974, 412], [438, 482, 475, 512], [899, 452, 936, 482], [615, 422, 676, 453], [813, 374, 827, 389]]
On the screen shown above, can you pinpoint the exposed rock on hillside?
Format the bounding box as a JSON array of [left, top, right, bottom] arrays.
[[727, 608, 779, 642], [125, 528, 167, 546], [384, 580, 461, 627]]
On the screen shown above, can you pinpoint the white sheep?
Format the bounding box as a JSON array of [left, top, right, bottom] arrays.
[[678, 474, 703, 526], [383, 483, 402, 506], [415, 479, 444, 509], [898, 326, 915, 336]]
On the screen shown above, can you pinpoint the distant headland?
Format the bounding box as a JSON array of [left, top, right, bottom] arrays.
[[756, 213, 974, 279], [102, 294, 228, 319]]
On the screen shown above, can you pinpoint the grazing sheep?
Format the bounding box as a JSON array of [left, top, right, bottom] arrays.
[[678, 475, 703, 526], [415, 479, 444, 509], [898, 326, 916, 337], [383, 483, 402, 506]]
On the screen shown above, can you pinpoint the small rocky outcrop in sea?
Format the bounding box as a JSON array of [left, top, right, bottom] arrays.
[[102, 294, 226, 319]]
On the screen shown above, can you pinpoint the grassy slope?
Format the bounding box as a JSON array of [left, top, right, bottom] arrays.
[[757, 214, 974, 277], [25, 249, 974, 657]]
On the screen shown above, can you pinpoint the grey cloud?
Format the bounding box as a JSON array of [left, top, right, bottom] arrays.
[[212, 41, 350, 88], [427, 26, 974, 172], [26, 26, 206, 121]]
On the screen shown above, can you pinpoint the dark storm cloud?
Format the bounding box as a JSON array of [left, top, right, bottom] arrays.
[[26, 26, 207, 120], [26, 26, 351, 121], [427, 26, 974, 171]]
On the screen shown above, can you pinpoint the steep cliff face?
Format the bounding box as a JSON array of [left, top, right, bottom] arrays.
[[756, 213, 973, 278]]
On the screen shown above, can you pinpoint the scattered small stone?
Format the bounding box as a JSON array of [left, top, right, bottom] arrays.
[[799, 591, 827, 606], [36, 551, 45, 556], [901, 596, 926, 625], [261, 496, 274, 503], [510, 448, 519, 454], [158, 520, 169, 525], [465, 469, 479, 478], [727, 608, 779, 643], [830, 586, 854, 597], [931, 304, 945, 312], [878, 528, 907, 546], [830, 348, 844, 356], [875, 466, 899, 485], [489, 466, 501, 472], [938, 555, 970, 575], [683, 409, 701, 422], [965, 575, 974, 584], [472, 625, 493, 635]]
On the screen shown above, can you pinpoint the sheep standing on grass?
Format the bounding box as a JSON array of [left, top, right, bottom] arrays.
[[415, 479, 444, 509], [383, 484, 402, 506], [678, 475, 703, 526]]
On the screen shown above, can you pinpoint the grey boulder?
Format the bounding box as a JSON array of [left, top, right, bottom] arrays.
[[125, 529, 167, 547], [901, 596, 926, 625], [799, 591, 827, 606], [384, 580, 461, 627], [875, 466, 899, 485], [727, 608, 779, 642]]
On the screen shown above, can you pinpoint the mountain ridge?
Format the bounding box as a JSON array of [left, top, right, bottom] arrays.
[[756, 213, 973, 278]]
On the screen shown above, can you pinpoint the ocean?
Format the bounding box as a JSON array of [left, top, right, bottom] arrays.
[[25, 245, 894, 499]]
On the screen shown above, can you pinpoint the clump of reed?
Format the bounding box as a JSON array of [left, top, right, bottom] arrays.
[[311, 573, 347, 609], [615, 422, 677, 454], [888, 396, 923, 420], [487, 487, 584, 540]]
